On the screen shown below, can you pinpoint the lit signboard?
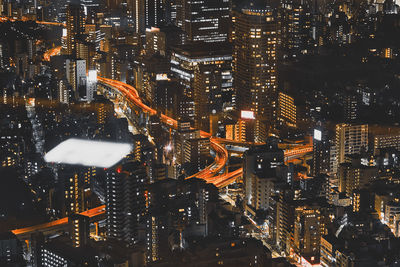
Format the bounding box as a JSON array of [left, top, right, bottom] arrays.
[[314, 129, 322, 141], [241, 110, 255, 120]]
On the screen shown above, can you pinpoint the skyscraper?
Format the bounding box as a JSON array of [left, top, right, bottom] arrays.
[[233, 5, 278, 125], [129, 0, 165, 34], [66, 3, 85, 56], [176, 0, 230, 43]]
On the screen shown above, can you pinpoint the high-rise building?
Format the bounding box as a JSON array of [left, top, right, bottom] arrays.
[[194, 64, 233, 131], [106, 161, 147, 244], [66, 58, 86, 99], [311, 127, 330, 176], [69, 214, 90, 248], [170, 43, 232, 99], [334, 123, 368, 173], [129, 0, 165, 34], [293, 206, 321, 265], [343, 92, 359, 122], [58, 79, 70, 104], [66, 3, 85, 56], [277, 92, 296, 127], [233, 5, 278, 126], [243, 140, 284, 210], [279, 0, 312, 57], [176, 0, 229, 43]]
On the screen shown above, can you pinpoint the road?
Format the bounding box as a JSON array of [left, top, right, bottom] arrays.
[[12, 205, 105, 236]]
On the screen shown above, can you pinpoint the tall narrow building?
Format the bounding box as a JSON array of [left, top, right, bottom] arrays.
[[106, 161, 147, 244], [233, 5, 278, 125], [66, 3, 85, 56]]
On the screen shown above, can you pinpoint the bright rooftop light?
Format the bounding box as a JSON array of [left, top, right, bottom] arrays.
[[44, 138, 132, 168]]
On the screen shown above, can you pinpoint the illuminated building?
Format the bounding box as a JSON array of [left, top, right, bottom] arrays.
[[170, 42, 232, 102], [277, 92, 296, 127], [293, 206, 321, 265], [334, 123, 368, 173], [129, 0, 165, 34], [338, 161, 378, 197], [94, 97, 114, 125], [311, 127, 330, 176], [343, 93, 359, 121], [66, 58, 86, 100], [384, 201, 400, 236], [146, 27, 166, 56], [176, 0, 229, 43], [69, 214, 90, 248], [233, 112, 267, 143], [106, 161, 147, 244], [275, 189, 295, 251], [146, 178, 213, 262], [279, 0, 312, 57], [57, 167, 86, 217], [374, 133, 400, 154], [58, 79, 70, 104], [0, 232, 24, 266], [243, 141, 284, 213], [194, 64, 233, 131], [174, 120, 210, 172], [66, 3, 85, 56], [233, 6, 278, 126], [86, 70, 97, 102]]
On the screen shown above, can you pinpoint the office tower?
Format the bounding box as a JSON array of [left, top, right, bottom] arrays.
[[69, 214, 90, 248], [194, 64, 233, 131], [243, 140, 284, 210], [311, 127, 330, 176], [334, 123, 368, 173], [233, 5, 278, 125], [171, 43, 232, 99], [176, 0, 229, 43], [170, 43, 233, 126], [106, 161, 147, 244], [66, 3, 85, 56], [66, 59, 86, 99], [293, 206, 321, 265], [129, 0, 165, 34]]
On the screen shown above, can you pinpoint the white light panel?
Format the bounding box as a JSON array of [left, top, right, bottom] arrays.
[[44, 138, 132, 168]]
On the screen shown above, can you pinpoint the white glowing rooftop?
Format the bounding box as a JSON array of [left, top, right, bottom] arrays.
[[44, 138, 132, 168]]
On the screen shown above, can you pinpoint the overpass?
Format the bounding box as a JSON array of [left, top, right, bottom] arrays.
[[11, 205, 105, 240]]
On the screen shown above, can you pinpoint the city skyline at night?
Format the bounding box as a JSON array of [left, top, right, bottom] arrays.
[[1, 0, 400, 266]]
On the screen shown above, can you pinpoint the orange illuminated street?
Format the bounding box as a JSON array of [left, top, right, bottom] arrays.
[[12, 205, 105, 236]]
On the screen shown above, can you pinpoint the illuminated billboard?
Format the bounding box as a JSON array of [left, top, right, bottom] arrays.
[[241, 110, 255, 120]]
